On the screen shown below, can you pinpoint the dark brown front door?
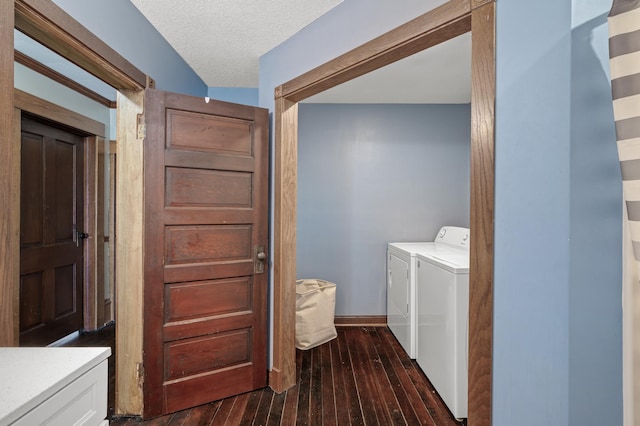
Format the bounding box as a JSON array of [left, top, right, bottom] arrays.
[[20, 114, 85, 346], [143, 90, 269, 418]]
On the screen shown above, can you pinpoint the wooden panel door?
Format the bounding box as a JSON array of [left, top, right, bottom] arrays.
[[143, 90, 269, 418], [20, 114, 84, 346]]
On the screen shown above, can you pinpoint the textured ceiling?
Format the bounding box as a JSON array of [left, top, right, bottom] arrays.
[[129, 0, 343, 87], [130, 0, 471, 103]]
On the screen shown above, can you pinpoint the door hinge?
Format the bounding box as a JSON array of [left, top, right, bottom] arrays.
[[136, 114, 146, 140], [136, 362, 144, 388]]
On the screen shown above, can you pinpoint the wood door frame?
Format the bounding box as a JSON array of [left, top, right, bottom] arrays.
[[14, 0, 147, 90], [14, 89, 105, 334], [1, 0, 148, 414], [0, 0, 19, 348], [271, 1, 495, 424], [2, 0, 146, 346]]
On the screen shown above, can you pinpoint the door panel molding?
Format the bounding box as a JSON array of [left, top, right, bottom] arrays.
[[142, 89, 269, 418]]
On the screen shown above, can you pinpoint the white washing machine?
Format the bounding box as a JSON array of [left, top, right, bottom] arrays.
[[387, 226, 469, 359], [415, 238, 469, 419]]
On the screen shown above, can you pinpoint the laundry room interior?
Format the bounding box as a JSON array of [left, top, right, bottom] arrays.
[[296, 32, 472, 321]]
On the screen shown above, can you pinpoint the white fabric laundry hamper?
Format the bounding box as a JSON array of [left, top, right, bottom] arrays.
[[295, 279, 337, 350]]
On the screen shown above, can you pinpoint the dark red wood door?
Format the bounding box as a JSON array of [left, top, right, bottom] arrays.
[[20, 115, 84, 346], [143, 90, 269, 417]]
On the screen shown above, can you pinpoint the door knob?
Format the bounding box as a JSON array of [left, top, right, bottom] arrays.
[[254, 245, 266, 274], [75, 230, 89, 247]]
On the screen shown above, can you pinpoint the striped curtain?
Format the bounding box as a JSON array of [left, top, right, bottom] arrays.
[[609, 2, 640, 424], [610, 2, 640, 245]]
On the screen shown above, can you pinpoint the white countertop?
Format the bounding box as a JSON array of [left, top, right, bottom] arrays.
[[0, 347, 111, 425]]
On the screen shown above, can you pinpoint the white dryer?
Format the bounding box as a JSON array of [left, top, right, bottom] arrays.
[[387, 226, 469, 359], [416, 237, 469, 419]]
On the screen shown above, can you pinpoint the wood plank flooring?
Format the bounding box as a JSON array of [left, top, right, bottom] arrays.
[[67, 324, 463, 425]]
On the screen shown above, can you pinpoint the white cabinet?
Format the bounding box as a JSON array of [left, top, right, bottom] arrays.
[[0, 347, 110, 426]]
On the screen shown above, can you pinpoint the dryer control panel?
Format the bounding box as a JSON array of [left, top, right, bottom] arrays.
[[435, 226, 470, 249]]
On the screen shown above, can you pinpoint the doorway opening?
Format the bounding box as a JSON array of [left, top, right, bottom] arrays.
[[20, 112, 87, 346], [271, 2, 495, 425], [15, 91, 110, 347]]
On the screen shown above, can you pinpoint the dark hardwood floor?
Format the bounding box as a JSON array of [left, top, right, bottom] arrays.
[[67, 324, 463, 425]]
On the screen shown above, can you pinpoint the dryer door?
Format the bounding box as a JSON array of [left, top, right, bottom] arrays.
[[387, 251, 410, 354], [388, 252, 409, 318]]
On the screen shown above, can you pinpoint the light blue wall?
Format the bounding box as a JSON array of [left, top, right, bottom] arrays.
[[14, 63, 111, 139], [208, 87, 259, 107], [259, 0, 447, 111], [493, 0, 572, 423], [569, 1, 622, 425], [51, 0, 207, 96], [494, 0, 622, 425], [15, 29, 117, 102], [259, 0, 447, 367], [298, 103, 470, 315]]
